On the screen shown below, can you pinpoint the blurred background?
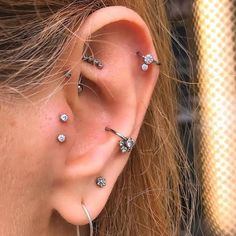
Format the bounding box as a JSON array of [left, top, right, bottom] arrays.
[[166, 0, 236, 235]]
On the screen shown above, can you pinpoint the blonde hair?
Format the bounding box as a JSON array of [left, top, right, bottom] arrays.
[[0, 0, 195, 235]]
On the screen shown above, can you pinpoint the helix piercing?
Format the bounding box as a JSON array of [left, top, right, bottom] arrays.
[[81, 204, 93, 236], [59, 113, 69, 123], [57, 134, 66, 143], [64, 70, 72, 79], [105, 127, 136, 153], [136, 51, 161, 71], [96, 176, 106, 188], [82, 55, 104, 70]]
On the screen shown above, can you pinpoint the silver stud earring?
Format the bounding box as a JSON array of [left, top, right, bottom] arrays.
[[64, 70, 72, 79], [96, 176, 106, 188], [105, 127, 136, 153], [82, 55, 104, 70], [136, 51, 161, 71], [59, 113, 69, 123], [57, 134, 66, 143]]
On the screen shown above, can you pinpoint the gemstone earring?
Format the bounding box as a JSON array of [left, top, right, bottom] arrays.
[[57, 134, 66, 143], [96, 176, 106, 188], [136, 51, 161, 71], [105, 127, 136, 153]]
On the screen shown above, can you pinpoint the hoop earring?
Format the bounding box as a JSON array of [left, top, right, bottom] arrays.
[[76, 204, 93, 236]]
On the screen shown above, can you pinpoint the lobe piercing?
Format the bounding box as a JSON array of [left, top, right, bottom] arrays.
[[105, 127, 136, 153], [136, 51, 161, 71], [96, 176, 106, 188], [59, 113, 69, 123], [82, 55, 104, 70], [57, 134, 66, 143], [80, 204, 93, 236]]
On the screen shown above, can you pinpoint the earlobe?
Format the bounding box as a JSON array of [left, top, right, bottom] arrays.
[[51, 6, 160, 226]]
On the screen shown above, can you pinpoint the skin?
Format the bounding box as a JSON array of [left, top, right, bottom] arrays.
[[0, 6, 159, 236]]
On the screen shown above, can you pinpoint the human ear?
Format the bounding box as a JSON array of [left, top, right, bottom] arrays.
[[51, 6, 160, 225]]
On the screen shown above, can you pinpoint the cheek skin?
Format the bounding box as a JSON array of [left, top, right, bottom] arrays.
[[0, 97, 70, 228]]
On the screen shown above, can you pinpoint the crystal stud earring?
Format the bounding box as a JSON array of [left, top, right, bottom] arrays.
[[78, 75, 83, 94], [96, 176, 106, 188], [57, 134, 66, 143], [105, 127, 136, 153], [60, 113, 69, 123], [136, 51, 161, 71]]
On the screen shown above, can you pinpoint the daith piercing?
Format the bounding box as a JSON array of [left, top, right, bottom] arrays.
[[82, 55, 104, 69], [136, 51, 161, 71]]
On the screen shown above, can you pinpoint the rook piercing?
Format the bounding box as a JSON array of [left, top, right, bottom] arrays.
[[59, 113, 69, 123], [105, 127, 136, 153], [82, 55, 104, 70], [136, 51, 161, 71], [96, 176, 106, 188], [57, 134, 66, 143]]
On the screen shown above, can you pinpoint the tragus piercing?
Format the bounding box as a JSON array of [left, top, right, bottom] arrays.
[[136, 51, 161, 71], [59, 113, 69, 123], [57, 134, 66, 143], [82, 55, 104, 70], [105, 127, 136, 153], [96, 176, 106, 188]]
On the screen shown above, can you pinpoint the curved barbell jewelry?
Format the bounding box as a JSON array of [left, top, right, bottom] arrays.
[[105, 127, 136, 153]]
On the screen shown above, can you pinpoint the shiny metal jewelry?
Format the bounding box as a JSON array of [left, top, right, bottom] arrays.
[[82, 55, 104, 70], [136, 51, 161, 71], [59, 113, 69, 123], [105, 127, 136, 153], [64, 70, 72, 79], [57, 134, 66, 143], [96, 176, 106, 188], [81, 203, 93, 236], [78, 75, 83, 94]]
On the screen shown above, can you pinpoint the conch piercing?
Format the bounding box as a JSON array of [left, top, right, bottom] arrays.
[[105, 127, 136, 153], [57, 134, 66, 143], [136, 51, 161, 71], [82, 55, 104, 70], [96, 176, 106, 188]]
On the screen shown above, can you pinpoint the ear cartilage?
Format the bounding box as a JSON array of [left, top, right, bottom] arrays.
[[105, 127, 136, 153], [82, 55, 104, 70], [96, 176, 106, 188], [59, 113, 69, 123], [136, 51, 161, 72], [57, 134, 66, 143]]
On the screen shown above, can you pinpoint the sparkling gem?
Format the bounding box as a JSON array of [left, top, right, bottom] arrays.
[[144, 54, 154, 64], [141, 64, 149, 71], [57, 134, 66, 143], [96, 177, 106, 188], [126, 138, 135, 148], [60, 114, 69, 122]]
